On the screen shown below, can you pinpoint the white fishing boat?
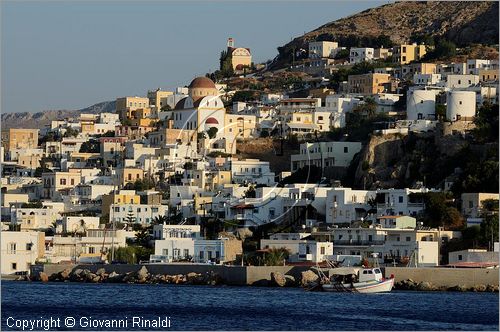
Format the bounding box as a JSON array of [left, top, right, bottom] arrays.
[[320, 266, 394, 293]]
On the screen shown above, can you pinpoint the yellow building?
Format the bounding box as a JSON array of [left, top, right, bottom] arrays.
[[207, 170, 232, 191], [117, 167, 145, 186], [1, 128, 39, 152], [149, 128, 197, 147], [402, 63, 437, 78], [226, 38, 252, 71], [17, 154, 42, 169], [42, 172, 82, 199], [478, 69, 499, 82], [393, 43, 427, 64], [148, 89, 173, 110], [131, 117, 157, 127], [116, 96, 150, 121], [224, 114, 257, 138], [102, 190, 141, 215], [348, 73, 392, 95], [194, 195, 213, 216], [80, 120, 95, 135]]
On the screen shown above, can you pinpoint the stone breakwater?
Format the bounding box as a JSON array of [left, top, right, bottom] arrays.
[[394, 279, 499, 292], [25, 267, 499, 292], [32, 266, 223, 285]]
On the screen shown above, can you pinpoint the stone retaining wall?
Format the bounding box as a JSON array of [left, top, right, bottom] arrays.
[[385, 267, 499, 287]]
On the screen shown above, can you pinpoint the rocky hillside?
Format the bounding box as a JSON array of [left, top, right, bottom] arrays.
[[273, 1, 499, 68], [1, 101, 116, 130]]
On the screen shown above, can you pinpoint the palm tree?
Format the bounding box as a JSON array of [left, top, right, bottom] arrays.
[[153, 215, 169, 225], [263, 247, 290, 266]]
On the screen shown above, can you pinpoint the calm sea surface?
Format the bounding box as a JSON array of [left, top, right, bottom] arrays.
[[1, 281, 498, 331]]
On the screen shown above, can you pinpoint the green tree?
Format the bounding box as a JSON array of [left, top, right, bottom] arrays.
[[417, 192, 464, 229], [207, 127, 218, 139], [424, 40, 456, 60], [79, 140, 100, 153], [357, 97, 377, 118], [435, 104, 446, 121], [244, 186, 256, 198], [21, 201, 43, 208], [133, 246, 154, 263], [135, 228, 151, 248], [350, 61, 375, 75], [281, 165, 323, 185], [114, 246, 137, 264], [64, 127, 79, 138], [334, 49, 350, 60], [219, 50, 234, 78], [263, 247, 289, 266], [160, 104, 172, 112], [231, 90, 256, 103], [480, 214, 499, 247], [153, 215, 169, 225], [473, 102, 499, 143], [124, 211, 136, 224]]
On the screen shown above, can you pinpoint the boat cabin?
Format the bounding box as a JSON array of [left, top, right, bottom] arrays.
[[328, 267, 384, 283], [358, 268, 383, 283]]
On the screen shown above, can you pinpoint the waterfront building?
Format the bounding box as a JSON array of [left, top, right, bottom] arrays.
[[150, 224, 201, 263], [448, 249, 499, 267], [45, 229, 132, 263], [313, 224, 460, 267], [1, 231, 45, 274], [298, 240, 333, 263], [194, 237, 243, 264]]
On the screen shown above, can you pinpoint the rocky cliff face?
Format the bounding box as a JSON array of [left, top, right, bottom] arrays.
[[353, 130, 471, 190], [273, 1, 498, 68], [1, 101, 116, 130]]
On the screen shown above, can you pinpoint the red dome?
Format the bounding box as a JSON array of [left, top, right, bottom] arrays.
[[205, 117, 219, 124], [188, 77, 216, 89]]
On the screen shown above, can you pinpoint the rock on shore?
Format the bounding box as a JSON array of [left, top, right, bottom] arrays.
[[394, 279, 499, 292], [31, 267, 224, 286]]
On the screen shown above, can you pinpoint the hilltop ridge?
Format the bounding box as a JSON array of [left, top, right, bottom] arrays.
[[272, 1, 499, 68]]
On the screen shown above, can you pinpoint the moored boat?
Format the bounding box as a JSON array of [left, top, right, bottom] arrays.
[[321, 267, 394, 293]]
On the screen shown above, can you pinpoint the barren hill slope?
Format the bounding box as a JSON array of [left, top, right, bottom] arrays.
[[273, 1, 499, 68]]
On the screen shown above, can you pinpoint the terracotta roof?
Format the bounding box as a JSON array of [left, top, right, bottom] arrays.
[[188, 76, 216, 89]]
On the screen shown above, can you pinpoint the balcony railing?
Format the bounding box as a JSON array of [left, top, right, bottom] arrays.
[[334, 240, 385, 246]]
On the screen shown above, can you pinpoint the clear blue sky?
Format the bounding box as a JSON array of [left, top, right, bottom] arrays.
[[1, 1, 387, 113]]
